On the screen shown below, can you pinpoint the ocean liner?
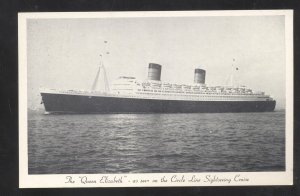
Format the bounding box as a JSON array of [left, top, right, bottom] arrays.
[[40, 60, 276, 114]]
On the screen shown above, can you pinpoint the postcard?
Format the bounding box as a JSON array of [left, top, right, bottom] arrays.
[[19, 10, 293, 188]]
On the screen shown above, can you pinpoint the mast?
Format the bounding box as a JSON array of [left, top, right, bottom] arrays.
[[90, 40, 110, 92], [229, 58, 238, 87], [102, 54, 110, 92], [230, 58, 234, 86], [91, 66, 101, 91]]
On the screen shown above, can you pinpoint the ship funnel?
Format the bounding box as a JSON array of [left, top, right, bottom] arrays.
[[148, 63, 162, 81], [194, 68, 206, 84]]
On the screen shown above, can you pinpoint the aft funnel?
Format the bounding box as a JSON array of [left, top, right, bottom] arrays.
[[148, 63, 162, 81], [194, 68, 206, 84]]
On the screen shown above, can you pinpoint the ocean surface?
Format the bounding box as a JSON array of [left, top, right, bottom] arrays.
[[28, 111, 285, 174]]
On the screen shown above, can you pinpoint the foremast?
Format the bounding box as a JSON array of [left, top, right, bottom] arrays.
[[91, 41, 110, 92]]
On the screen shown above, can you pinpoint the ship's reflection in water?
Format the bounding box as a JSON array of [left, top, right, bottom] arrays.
[[28, 111, 285, 174]]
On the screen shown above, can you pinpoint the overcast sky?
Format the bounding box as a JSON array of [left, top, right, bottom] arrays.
[[27, 15, 286, 109]]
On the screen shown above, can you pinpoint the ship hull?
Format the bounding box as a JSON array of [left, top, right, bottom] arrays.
[[41, 93, 276, 114]]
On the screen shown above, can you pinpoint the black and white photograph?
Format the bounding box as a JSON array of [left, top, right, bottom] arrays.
[[18, 10, 293, 187]]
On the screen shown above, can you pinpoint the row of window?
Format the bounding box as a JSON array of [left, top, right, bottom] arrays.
[[136, 89, 255, 96], [136, 92, 264, 99]]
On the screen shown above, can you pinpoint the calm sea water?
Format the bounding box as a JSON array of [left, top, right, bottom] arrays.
[[28, 111, 285, 174]]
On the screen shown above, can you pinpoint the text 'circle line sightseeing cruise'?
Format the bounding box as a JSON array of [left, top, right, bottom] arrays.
[[40, 55, 276, 114]]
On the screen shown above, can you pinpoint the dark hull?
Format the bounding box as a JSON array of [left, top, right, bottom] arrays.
[[41, 93, 276, 114]]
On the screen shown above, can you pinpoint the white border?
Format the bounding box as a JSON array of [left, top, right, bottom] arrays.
[[18, 10, 293, 188]]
